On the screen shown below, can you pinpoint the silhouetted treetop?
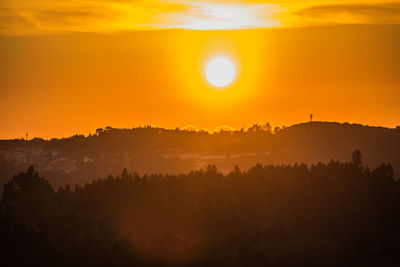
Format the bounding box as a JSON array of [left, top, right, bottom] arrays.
[[2, 166, 54, 203], [352, 149, 362, 167]]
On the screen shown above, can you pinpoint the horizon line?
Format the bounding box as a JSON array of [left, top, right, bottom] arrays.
[[2, 121, 399, 141]]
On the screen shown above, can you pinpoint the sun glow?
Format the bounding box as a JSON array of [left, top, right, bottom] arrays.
[[175, 2, 279, 30], [205, 57, 236, 88]]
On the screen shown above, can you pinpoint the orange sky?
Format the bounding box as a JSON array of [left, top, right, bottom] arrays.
[[0, 1, 399, 139]]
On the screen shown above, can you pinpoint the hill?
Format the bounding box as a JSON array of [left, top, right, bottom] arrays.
[[0, 121, 399, 189]]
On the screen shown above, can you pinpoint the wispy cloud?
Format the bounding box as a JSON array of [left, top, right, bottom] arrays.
[[293, 2, 400, 26], [0, 0, 399, 35], [0, 9, 38, 35]]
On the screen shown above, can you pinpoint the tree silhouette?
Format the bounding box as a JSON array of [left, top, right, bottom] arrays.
[[352, 149, 362, 167], [2, 166, 54, 203]]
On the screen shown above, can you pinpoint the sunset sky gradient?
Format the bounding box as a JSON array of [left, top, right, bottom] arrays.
[[0, 0, 399, 138]]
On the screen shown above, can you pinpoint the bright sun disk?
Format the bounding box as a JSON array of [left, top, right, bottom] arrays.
[[205, 57, 236, 88]]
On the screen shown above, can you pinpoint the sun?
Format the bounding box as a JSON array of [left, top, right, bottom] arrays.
[[205, 57, 236, 88]]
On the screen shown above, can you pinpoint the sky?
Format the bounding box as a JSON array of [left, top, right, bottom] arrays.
[[0, 0, 399, 139]]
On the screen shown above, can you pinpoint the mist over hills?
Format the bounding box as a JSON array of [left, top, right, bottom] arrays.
[[0, 121, 399, 189]]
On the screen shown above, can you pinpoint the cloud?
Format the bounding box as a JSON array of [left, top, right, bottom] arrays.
[[1, 0, 400, 35], [294, 2, 400, 26], [0, 0, 281, 34], [0, 15, 36, 32], [34, 9, 117, 28], [157, 1, 280, 29], [0, 8, 38, 35], [0, 0, 194, 34]]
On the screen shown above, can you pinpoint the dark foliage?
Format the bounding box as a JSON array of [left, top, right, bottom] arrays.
[[0, 152, 399, 266]]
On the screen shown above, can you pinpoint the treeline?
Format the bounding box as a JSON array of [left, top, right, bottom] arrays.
[[0, 151, 399, 266], [2, 122, 398, 155], [0, 124, 277, 155]]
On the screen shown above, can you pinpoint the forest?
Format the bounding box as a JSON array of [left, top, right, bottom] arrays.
[[1, 151, 399, 266]]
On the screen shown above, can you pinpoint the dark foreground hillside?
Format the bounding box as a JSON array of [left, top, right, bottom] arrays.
[[1, 151, 399, 266], [0, 122, 399, 189]]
